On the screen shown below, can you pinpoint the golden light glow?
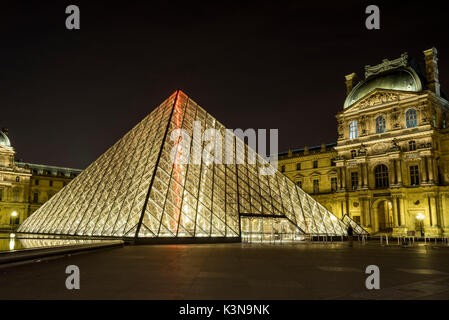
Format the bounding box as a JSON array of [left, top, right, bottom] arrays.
[[416, 212, 425, 221]]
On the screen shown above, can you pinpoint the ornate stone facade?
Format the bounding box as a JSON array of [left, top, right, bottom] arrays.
[[279, 48, 449, 237]]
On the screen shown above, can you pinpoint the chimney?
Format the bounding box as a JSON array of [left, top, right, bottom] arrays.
[[304, 145, 309, 155], [321, 143, 326, 152], [345, 73, 357, 96], [1, 127, 8, 136], [423, 47, 440, 96]]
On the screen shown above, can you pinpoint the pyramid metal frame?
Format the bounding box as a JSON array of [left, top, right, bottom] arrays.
[[18, 90, 348, 239]]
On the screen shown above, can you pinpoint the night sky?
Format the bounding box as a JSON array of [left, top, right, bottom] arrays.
[[2, 1, 449, 169]]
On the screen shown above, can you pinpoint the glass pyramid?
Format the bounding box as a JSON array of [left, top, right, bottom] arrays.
[[18, 90, 348, 239]]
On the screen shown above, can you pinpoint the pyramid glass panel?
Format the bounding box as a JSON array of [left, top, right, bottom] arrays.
[[341, 214, 369, 236], [18, 90, 348, 239]]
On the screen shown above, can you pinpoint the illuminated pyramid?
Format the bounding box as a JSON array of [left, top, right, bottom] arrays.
[[19, 90, 348, 239]]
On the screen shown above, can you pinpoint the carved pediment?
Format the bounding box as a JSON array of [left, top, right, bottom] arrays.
[[344, 89, 419, 113], [358, 91, 399, 108]]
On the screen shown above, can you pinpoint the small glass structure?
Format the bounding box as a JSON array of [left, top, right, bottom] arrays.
[[341, 214, 369, 236]]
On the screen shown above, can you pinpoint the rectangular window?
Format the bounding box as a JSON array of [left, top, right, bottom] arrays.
[[296, 163, 301, 170], [297, 181, 302, 188], [354, 216, 361, 224], [313, 179, 319, 193], [34, 179, 39, 186], [410, 165, 419, 186], [409, 141, 416, 151], [331, 177, 338, 192], [349, 120, 358, 139], [330, 158, 336, 166], [49, 180, 53, 187], [313, 160, 318, 169], [281, 165, 285, 173], [33, 192, 38, 204], [351, 171, 358, 190], [0, 189, 2, 201]]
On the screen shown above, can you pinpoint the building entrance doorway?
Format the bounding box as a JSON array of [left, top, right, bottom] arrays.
[[375, 200, 393, 232]]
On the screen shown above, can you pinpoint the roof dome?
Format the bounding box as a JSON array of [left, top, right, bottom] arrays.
[[344, 67, 423, 108], [0, 131, 11, 147]]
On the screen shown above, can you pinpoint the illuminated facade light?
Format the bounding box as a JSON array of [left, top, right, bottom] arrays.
[[416, 212, 425, 221], [18, 90, 348, 239]]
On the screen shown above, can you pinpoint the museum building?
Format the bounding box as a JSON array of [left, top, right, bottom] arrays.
[[278, 48, 449, 237], [0, 128, 81, 230]]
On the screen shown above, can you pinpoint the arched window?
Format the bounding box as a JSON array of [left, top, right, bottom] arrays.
[[374, 164, 389, 189], [349, 120, 358, 139], [405, 109, 417, 128], [376, 115, 386, 133]]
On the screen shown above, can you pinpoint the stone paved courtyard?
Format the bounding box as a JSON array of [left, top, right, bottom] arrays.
[[1, 241, 449, 299]]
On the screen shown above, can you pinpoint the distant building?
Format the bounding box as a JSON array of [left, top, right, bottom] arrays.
[[0, 128, 81, 230], [279, 48, 449, 237]]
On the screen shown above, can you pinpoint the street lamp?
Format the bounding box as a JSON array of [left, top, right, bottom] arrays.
[[416, 212, 425, 237], [10, 211, 18, 227]]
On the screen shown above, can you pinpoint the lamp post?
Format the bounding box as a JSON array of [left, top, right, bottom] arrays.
[[10, 211, 19, 231], [416, 212, 425, 238]]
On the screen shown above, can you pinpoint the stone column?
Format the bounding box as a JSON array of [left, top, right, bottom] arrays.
[[399, 197, 406, 226], [441, 194, 447, 228], [397, 160, 403, 185], [358, 164, 363, 188], [341, 167, 346, 189], [392, 197, 399, 227], [337, 167, 342, 189], [427, 157, 434, 183], [341, 199, 347, 217], [435, 158, 440, 184], [340, 199, 345, 218], [367, 199, 372, 227], [359, 198, 365, 226], [421, 157, 428, 183], [393, 160, 397, 185], [363, 163, 368, 187], [430, 195, 438, 226], [389, 160, 395, 186], [426, 196, 434, 226]]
